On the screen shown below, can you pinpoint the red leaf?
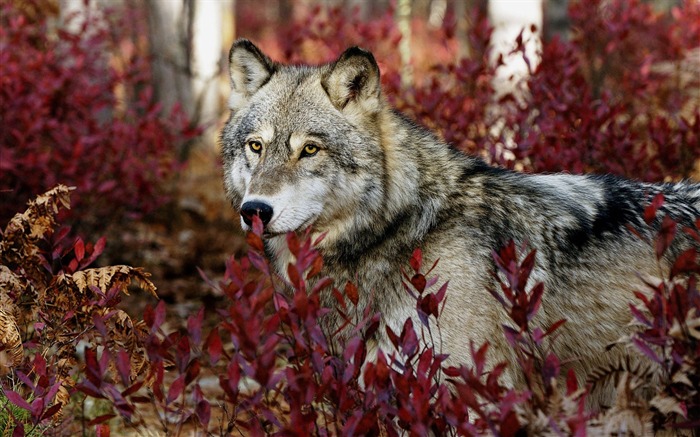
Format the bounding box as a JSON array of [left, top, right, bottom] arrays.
[[187, 307, 204, 344], [644, 193, 664, 224], [307, 255, 324, 279], [670, 248, 698, 278], [386, 325, 400, 349], [206, 329, 223, 365], [186, 360, 201, 385], [95, 424, 111, 437], [631, 337, 662, 364], [629, 304, 652, 327], [82, 236, 106, 267], [251, 214, 264, 237], [143, 304, 154, 329], [167, 376, 185, 404], [74, 237, 85, 261], [542, 352, 560, 382], [89, 414, 116, 426], [286, 232, 300, 256], [345, 281, 359, 306], [76, 383, 105, 399], [4, 390, 30, 411], [527, 282, 544, 320], [411, 273, 427, 293], [41, 403, 63, 421], [500, 410, 521, 437], [115, 350, 131, 386], [655, 215, 677, 259], [196, 400, 211, 427], [246, 231, 264, 252], [287, 263, 302, 289], [544, 318, 567, 336], [519, 250, 537, 287], [153, 300, 166, 331], [409, 248, 422, 272], [400, 318, 419, 357], [566, 368, 578, 394], [121, 381, 144, 397], [12, 424, 23, 437], [471, 342, 489, 375]]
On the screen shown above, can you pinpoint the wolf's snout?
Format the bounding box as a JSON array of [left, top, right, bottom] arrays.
[[240, 201, 273, 227]]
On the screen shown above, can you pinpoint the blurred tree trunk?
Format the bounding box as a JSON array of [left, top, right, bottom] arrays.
[[397, 0, 413, 88], [543, 0, 570, 41], [346, 0, 369, 19], [146, 0, 227, 159], [59, 0, 97, 32], [146, 0, 194, 129], [454, 0, 469, 59], [489, 0, 543, 96], [428, 0, 447, 26], [278, 0, 293, 22], [191, 0, 225, 133]]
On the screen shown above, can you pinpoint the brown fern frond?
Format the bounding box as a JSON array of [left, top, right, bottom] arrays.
[[0, 185, 74, 288], [587, 354, 657, 395], [0, 308, 23, 377], [0, 265, 24, 321], [52, 356, 77, 422], [0, 185, 73, 251], [103, 309, 149, 380], [599, 373, 654, 436], [71, 265, 157, 298]]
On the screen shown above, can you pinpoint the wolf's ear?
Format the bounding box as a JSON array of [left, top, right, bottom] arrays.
[[322, 46, 381, 111], [228, 39, 275, 110]]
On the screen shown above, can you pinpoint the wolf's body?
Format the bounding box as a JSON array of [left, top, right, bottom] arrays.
[[220, 39, 700, 406]]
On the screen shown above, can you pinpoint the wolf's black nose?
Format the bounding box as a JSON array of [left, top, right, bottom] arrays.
[[240, 201, 273, 226]]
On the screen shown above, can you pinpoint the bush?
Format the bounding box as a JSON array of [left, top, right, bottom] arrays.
[[0, 2, 200, 234], [1, 190, 697, 435]]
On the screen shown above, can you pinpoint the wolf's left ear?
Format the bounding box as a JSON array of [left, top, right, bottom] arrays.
[[322, 47, 381, 111], [228, 39, 276, 111]]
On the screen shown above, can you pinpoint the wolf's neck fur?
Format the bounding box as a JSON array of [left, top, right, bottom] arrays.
[[313, 106, 480, 269]]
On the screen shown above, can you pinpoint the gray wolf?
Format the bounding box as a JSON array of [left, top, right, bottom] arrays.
[[220, 39, 700, 405]]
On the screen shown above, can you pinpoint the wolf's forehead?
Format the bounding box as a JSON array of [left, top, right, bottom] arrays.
[[246, 72, 336, 132]]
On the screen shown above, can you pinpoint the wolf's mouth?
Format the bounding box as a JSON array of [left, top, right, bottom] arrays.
[[260, 215, 318, 238]]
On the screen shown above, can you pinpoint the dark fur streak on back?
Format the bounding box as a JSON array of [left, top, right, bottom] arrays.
[[565, 178, 645, 251]]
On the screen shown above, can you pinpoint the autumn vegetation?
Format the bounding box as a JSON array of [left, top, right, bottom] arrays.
[[1, 0, 699, 435]]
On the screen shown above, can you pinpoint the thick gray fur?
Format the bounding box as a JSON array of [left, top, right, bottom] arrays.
[[221, 39, 700, 407]]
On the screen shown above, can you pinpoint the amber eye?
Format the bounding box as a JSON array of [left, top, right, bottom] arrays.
[[248, 140, 262, 154], [301, 144, 319, 158]]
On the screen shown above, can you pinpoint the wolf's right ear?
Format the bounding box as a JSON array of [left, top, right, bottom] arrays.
[[322, 46, 381, 112], [228, 39, 275, 111]]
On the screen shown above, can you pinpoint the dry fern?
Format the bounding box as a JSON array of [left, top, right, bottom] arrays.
[[0, 186, 160, 427], [71, 265, 157, 298], [587, 354, 659, 397], [0, 308, 23, 377], [0, 185, 74, 292], [600, 373, 654, 436]]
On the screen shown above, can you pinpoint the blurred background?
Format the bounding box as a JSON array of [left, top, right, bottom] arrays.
[[1, 0, 698, 307]]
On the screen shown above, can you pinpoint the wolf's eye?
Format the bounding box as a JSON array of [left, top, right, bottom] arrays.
[[248, 140, 263, 154], [300, 144, 319, 158]]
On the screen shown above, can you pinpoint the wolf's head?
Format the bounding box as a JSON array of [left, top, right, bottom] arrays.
[[221, 40, 391, 239]]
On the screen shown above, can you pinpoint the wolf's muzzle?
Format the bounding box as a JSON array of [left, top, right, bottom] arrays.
[[240, 201, 273, 227]]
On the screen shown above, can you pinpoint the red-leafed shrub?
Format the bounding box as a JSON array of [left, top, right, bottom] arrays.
[[0, 2, 199, 233], [2, 189, 698, 434], [500, 0, 700, 180]]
